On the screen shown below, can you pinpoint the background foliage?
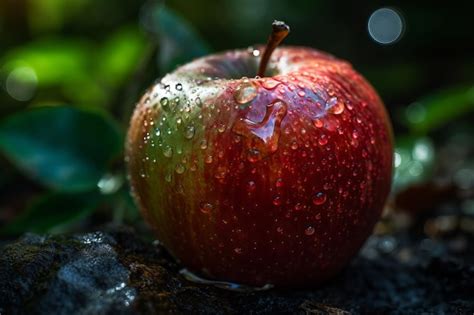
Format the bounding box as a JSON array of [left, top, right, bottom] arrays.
[[0, 0, 473, 235]]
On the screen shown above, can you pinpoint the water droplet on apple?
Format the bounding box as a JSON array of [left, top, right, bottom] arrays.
[[205, 155, 213, 164], [195, 97, 202, 107], [200, 139, 208, 149], [297, 90, 306, 97], [184, 125, 195, 139], [234, 81, 257, 105], [276, 178, 284, 188], [163, 146, 173, 158], [217, 123, 226, 133], [160, 97, 169, 109], [305, 226, 315, 236], [175, 163, 185, 174], [233, 100, 288, 162], [312, 192, 327, 205], [318, 135, 328, 146], [261, 79, 280, 90], [291, 141, 298, 150], [200, 202, 213, 214], [313, 118, 324, 128], [175, 83, 183, 91], [273, 196, 282, 206], [247, 148, 261, 163], [234, 247, 243, 254], [247, 181, 256, 192], [327, 97, 345, 115]]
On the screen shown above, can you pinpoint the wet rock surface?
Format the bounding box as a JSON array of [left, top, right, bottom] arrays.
[[0, 225, 473, 315]]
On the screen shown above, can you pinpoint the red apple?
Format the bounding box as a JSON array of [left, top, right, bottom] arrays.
[[126, 22, 393, 287]]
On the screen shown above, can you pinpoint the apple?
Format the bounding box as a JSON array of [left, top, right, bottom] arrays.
[[126, 21, 393, 287]]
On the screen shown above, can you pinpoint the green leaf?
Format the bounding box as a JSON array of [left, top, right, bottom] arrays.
[[1, 39, 107, 106], [1, 192, 100, 235], [143, 4, 211, 73], [0, 105, 123, 192], [405, 85, 474, 134], [96, 26, 148, 88], [393, 136, 435, 191]]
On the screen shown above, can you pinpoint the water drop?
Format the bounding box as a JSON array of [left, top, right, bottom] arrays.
[[205, 155, 213, 164], [275, 178, 284, 188], [312, 192, 327, 205], [160, 97, 169, 109], [163, 146, 173, 158], [273, 196, 282, 206], [175, 163, 185, 174], [217, 124, 226, 133], [200, 139, 208, 149], [200, 202, 213, 214], [234, 247, 243, 254], [233, 100, 288, 162], [297, 90, 306, 97], [318, 135, 328, 146], [234, 82, 257, 104], [247, 148, 261, 163], [313, 118, 324, 128], [305, 226, 315, 236], [327, 98, 345, 115], [262, 79, 280, 90], [247, 181, 256, 192], [184, 125, 195, 139], [291, 141, 298, 150], [175, 83, 183, 91], [195, 97, 202, 107]]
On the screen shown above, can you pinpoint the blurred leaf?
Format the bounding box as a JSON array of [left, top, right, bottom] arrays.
[[0, 105, 123, 192], [142, 4, 210, 73], [28, 0, 90, 33], [1, 39, 107, 106], [96, 26, 148, 88], [1, 192, 100, 235], [393, 136, 435, 192], [406, 85, 474, 134], [1, 39, 90, 86]]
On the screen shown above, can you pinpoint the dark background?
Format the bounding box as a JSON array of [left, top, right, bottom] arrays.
[[0, 0, 473, 235]]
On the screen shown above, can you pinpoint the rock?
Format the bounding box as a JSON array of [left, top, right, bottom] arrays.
[[0, 225, 473, 315]]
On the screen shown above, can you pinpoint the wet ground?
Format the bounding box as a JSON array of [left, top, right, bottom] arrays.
[[1, 206, 473, 315]]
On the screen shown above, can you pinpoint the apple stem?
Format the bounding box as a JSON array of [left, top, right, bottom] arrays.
[[257, 20, 290, 78]]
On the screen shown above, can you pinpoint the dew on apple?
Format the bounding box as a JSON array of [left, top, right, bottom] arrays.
[[276, 178, 284, 188], [273, 196, 282, 206], [200, 139, 208, 149], [246, 181, 256, 192], [234, 82, 258, 104], [312, 192, 327, 205], [195, 96, 203, 107], [199, 202, 213, 214], [160, 97, 169, 109], [247, 148, 261, 163], [305, 226, 315, 236], [163, 146, 173, 158], [318, 135, 328, 146], [175, 163, 185, 174], [175, 83, 183, 91], [261, 78, 280, 90], [313, 118, 323, 128], [184, 125, 195, 139]]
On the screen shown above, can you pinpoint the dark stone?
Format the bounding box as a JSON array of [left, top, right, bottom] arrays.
[[0, 226, 473, 315]]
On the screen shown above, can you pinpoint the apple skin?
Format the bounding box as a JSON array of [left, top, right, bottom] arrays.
[[126, 46, 393, 288]]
